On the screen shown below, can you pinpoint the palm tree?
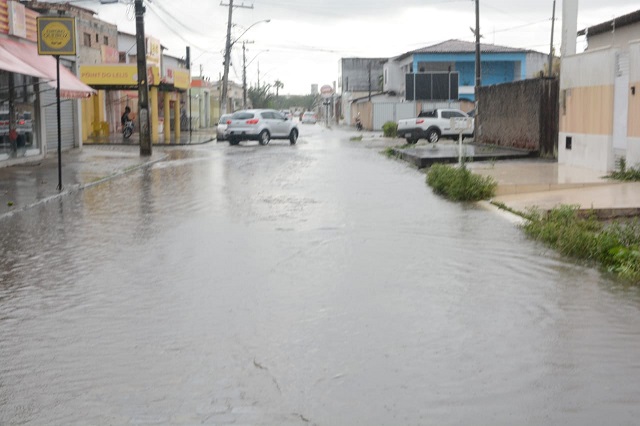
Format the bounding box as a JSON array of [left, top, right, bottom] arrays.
[[274, 80, 284, 97]]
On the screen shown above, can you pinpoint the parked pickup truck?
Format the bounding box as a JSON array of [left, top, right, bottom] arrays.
[[397, 108, 473, 144]]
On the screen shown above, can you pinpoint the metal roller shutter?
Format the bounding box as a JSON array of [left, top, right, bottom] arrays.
[[44, 60, 77, 152]]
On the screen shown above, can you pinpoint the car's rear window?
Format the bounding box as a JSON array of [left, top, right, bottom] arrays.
[[418, 110, 437, 118], [231, 112, 254, 120]]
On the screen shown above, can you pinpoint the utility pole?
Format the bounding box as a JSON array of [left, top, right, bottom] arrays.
[[368, 61, 372, 101], [474, 0, 481, 138], [220, 0, 253, 116], [242, 41, 247, 109], [548, 0, 556, 77], [135, 0, 151, 156]]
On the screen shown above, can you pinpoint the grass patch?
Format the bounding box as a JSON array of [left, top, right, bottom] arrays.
[[607, 157, 640, 181], [349, 136, 363, 142], [426, 163, 497, 202], [523, 205, 640, 283]]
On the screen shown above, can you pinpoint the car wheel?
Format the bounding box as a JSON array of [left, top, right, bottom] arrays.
[[258, 130, 270, 145], [405, 134, 418, 144], [426, 129, 440, 144], [289, 129, 298, 145], [229, 138, 239, 146]]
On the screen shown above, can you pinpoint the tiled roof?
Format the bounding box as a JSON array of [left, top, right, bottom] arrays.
[[395, 39, 535, 61]]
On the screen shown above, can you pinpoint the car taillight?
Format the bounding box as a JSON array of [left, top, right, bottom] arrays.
[[18, 120, 25, 125], [246, 119, 259, 125], [226, 120, 232, 124]]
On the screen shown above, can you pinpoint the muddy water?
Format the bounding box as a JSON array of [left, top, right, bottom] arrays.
[[1, 127, 639, 425]]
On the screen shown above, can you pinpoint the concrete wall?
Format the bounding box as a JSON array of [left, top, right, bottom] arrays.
[[559, 48, 616, 171], [525, 52, 548, 78], [478, 78, 558, 155], [587, 23, 640, 51]]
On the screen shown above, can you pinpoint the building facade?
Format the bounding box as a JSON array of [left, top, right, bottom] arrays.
[[383, 40, 548, 101], [560, 10, 640, 172], [1, 0, 92, 167]]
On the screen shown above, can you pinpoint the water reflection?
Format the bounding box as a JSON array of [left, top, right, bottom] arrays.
[[1, 136, 640, 425]]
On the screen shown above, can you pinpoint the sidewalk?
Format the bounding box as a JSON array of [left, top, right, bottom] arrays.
[[0, 145, 167, 219], [84, 127, 216, 146], [468, 159, 640, 219]]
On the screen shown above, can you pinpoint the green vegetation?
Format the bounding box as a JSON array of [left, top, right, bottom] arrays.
[[350, 136, 363, 142], [426, 164, 496, 202], [7, 201, 13, 207], [247, 86, 320, 111], [523, 205, 640, 283], [608, 157, 640, 181], [382, 121, 398, 138]]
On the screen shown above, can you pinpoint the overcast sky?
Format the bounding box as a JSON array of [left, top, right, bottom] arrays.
[[73, 0, 638, 95]]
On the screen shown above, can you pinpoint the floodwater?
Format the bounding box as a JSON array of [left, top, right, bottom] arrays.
[[1, 125, 639, 425]]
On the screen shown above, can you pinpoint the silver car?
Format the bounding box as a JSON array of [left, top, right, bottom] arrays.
[[225, 109, 299, 146], [216, 114, 232, 142]]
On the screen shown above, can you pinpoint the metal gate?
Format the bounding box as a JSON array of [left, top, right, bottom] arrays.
[[43, 60, 77, 152], [372, 102, 417, 130]]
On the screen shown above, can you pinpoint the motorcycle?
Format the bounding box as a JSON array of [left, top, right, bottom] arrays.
[[123, 120, 134, 139], [355, 117, 363, 131]]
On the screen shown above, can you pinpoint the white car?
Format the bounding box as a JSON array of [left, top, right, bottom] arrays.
[[216, 114, 232, 142], [301, 111, 317, 124], [225, 109, 299, 146]]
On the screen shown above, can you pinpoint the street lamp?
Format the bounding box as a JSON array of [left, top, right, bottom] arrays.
[[243, 48, 268, 109], [221, 19, 270, 115]]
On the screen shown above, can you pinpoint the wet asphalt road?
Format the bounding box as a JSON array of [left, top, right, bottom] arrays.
[[1, 124, 640, 425]]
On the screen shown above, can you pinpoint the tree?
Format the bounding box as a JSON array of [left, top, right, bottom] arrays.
[[248, 84, 273, 109], [274, 80, 284, 97]]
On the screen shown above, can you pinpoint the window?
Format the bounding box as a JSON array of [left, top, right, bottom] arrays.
[[104, 36, 109, 45], [95, 34, 99, 43], [231, 112, 254, 120], [450, 111, 466, 118], [83, 33, 91, 47]]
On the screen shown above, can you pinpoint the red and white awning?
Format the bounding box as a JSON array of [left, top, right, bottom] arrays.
[[0, 37, 95, 99]]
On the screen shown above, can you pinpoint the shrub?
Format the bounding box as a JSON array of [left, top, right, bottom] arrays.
[[522, 206, 640, 283], [382, 121, 398, 138], [426, 163, 496, 202]]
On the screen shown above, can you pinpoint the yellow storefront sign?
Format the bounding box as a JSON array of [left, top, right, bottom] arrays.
[[173, 69, 191, 90], [80, 65, 161, 86], [80, 65, 137, 85]]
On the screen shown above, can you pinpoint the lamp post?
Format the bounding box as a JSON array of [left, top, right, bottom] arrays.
[[221, 19, 270, 115]]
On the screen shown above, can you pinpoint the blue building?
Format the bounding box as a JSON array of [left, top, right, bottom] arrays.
[[383, 40, 548, 101]]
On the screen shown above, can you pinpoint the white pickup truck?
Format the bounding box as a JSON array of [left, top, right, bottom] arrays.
[[397, 108, 473, 144]]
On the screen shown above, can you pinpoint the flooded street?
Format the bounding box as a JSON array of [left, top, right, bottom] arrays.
[[1, 125, 640, 425]]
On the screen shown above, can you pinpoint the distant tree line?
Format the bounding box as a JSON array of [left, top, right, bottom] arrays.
[[248, 80, 320, 111]]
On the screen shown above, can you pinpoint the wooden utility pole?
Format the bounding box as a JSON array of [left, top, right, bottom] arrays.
[[548, 0, 556, 77], [135, 0, 152, 156], [474, 0, 481, 138], [220, 0, 253, 115]]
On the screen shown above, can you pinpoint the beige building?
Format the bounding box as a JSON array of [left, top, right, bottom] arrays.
[[560, 9, 640, 172]]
